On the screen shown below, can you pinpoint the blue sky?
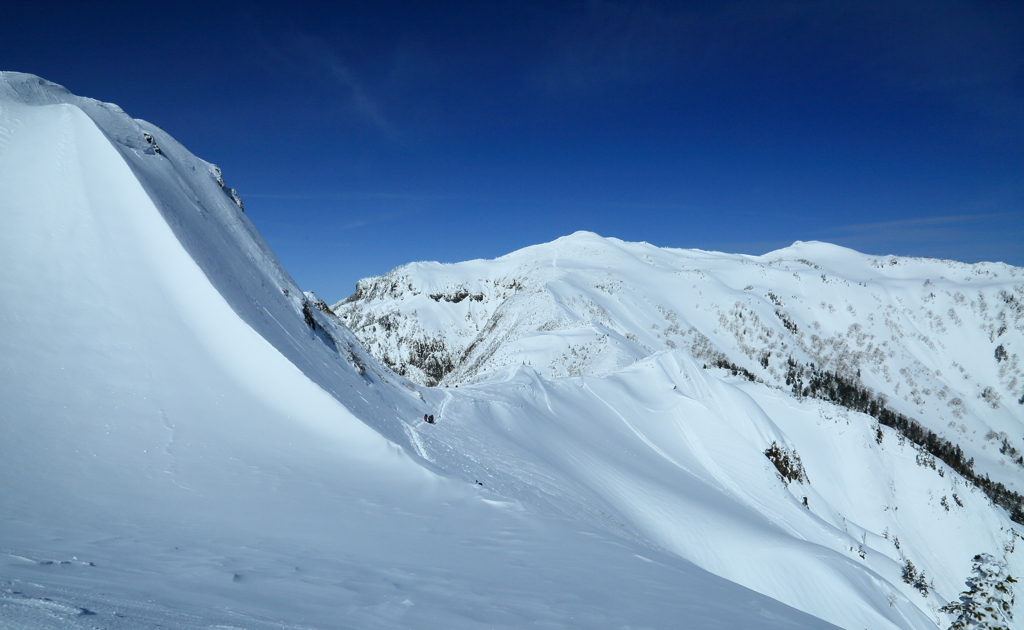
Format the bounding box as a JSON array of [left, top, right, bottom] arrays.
[[4, 0, 1022, 301]]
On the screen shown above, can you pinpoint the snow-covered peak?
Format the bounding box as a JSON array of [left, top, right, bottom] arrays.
[[762, 240, 867, 265], [337, 235, 1024, 494], [336, 236, 1024, 480], [0, 73, 431, 445], [337, 232, 1022, 403], [0, 71, 78, 104]]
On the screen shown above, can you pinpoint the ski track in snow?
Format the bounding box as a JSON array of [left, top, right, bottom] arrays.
[[403, 422, 432, 463]]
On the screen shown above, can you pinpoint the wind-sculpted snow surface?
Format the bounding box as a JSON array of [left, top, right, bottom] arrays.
[[0, 72, 423, 449], [0, 73, 843, 630]]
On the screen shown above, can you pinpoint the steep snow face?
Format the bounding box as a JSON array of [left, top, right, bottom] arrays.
[[0, 73, 845, 630], [335, 232, 1024, 491], [0, 72, 425, 448], [402, 351, 1021, 630]]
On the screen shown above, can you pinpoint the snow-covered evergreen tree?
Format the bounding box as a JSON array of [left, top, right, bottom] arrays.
[[940, 553, 1016, 629]]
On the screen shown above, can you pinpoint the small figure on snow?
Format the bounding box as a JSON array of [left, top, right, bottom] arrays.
[[423, 414, 428, 422], [428, 414, 435, 424]]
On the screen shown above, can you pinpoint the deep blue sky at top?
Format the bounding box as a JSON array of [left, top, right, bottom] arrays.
[[3, 0, 1022, 301]]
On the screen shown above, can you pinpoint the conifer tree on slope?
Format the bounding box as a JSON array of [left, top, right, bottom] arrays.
[[940, 553, 1016, 630]]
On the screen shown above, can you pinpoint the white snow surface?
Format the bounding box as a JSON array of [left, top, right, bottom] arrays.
[[0, 71, 1020, 630], [336, 231, 1024, 494], [335, 243, 1024, 624]]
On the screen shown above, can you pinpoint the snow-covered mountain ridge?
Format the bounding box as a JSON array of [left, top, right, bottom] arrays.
[[334, 232, 1023, 492], [1, 71, 1021, 630], [333, 232, 1024, 628]]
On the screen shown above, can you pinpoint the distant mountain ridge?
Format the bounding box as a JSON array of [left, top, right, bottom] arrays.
[[334, 231, 1023, 488], [330, 232, 1024, 629]]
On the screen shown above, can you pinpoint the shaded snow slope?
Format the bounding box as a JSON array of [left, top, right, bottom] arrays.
[[0, 73, 842, 629], [0, 71, 424, 448]]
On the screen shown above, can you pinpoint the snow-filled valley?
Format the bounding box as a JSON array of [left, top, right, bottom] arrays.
[[1, 72, 1021, 630]]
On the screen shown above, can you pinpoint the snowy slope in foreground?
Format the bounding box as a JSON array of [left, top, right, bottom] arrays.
[[337, 235, 1024, 627], [0, 74, 838, 629]]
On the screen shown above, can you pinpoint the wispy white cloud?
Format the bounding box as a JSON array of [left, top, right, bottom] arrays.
[[290, 33, 396, 138], [246, 19, 397, 138], [814, 211, 1024, 264], [827, 212, 1017, 234]]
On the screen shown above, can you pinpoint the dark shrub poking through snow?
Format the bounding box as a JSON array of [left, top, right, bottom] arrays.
[[764, 441, 807, 485]]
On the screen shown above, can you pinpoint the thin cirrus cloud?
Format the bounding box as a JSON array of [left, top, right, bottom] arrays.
[[820, 212, 1024, 262], [831, 213, 1018, 234], [699, 213, 1022, 263], [250, 24, 397, 138], [313, 45, 396, 138]]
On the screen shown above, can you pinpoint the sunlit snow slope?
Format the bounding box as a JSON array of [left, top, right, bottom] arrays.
[[0, 73, 845, 630], [336, 232, 1024, 493], [337, 235, 1024, 628]]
